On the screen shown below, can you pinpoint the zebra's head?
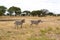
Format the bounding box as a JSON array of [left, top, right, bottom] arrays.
[[21, 19, 25, 23], [38, 20, 42, 23]]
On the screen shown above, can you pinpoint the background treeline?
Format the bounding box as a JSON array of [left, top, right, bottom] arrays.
[[0, 6, 60, 17]]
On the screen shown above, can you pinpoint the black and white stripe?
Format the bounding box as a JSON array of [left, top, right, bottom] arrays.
[[14, 19, 25, 29], [30, 20, 42, 27]]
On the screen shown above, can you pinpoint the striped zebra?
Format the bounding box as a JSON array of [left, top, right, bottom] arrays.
[[14, 19, 25, 29], [30, 20, 42, 27]]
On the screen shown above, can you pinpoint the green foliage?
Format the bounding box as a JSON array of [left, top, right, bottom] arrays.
[[0, 6, 7, 16], [40, 9, 49, 16], [30, 9, 49, 17], [0, 6, 56, 16], [47, 12, 54, 16], [23, 10, 30, 16], [8, 6, 21, 16], [30, 10, 42, 16], [30, 10, 38, 16]]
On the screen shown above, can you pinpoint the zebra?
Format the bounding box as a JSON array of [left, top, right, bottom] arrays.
[[30, 20, 42, 27], [14, 19, 25, 29]]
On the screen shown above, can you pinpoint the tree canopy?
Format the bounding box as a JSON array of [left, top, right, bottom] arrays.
[[0, 6, 7, 16], [8, 6, 21, 16], [0, 5, 59, 17]]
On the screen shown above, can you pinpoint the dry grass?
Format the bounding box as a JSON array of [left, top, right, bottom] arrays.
[[0, 16, 60, 40]]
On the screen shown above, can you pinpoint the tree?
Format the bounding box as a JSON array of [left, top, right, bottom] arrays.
[[36, 10, 42, 17], [0, 6, 7, 16], [8, 6, 21, 16], [30, 10, 43, 17], [57, 14, 60, 16], [30, 9, 49, 17], [41, 9, 49, 16], [23, 10, 30, 16], [47, 12, 54, 16], [30, 10, 38, 16]]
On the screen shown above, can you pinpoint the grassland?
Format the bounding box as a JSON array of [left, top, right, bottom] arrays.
[[0, 16, 60, 40]]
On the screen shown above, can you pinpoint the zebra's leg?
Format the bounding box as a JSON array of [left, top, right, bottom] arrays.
[[16, 25, 18, 29], [21, 24, 22, 28], [30, 23, 32, 27], [15, 24, 18, 29], [15, 24, 17, 29]]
